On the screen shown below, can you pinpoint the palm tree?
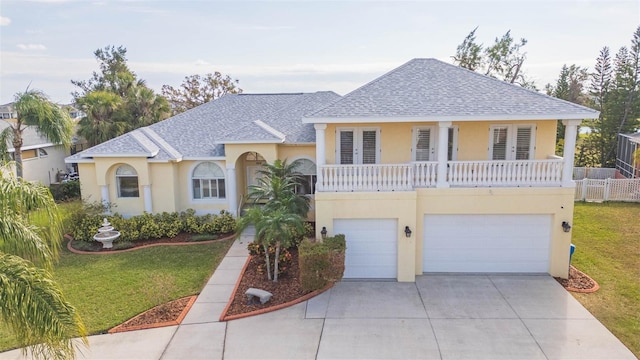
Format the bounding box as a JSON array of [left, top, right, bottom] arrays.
[[75, 90, 124, 146], [255, 209, 304, 282], [0, 89, 73, 178], [238, 159, 311, 281], [0, 166, 87, 359], [248, 159, 310, 217]]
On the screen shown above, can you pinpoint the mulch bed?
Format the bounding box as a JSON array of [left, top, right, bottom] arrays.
[[555, 265, 600, 293], [222, 248, 312, 317]]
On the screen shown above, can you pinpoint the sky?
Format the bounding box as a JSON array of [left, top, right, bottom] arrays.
[[0, 0, 639, 105]]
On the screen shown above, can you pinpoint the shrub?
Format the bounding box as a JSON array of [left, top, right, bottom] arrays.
[[49, 181, 81, 202], [299, 235, 346, 292], [247, 242, 293, 276], [69, 206, 236, 243]]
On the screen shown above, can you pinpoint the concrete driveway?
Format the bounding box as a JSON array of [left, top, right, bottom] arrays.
[[1, 237, 636, 360]]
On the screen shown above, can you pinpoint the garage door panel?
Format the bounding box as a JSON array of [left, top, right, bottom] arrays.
[[424, 214, 551, 273], [334, 219, 397, 279]]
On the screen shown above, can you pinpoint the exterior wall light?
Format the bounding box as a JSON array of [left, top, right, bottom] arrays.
[[320, 226, 327, 239], [404, 226, 412, 238], [562, 221, 572, 233]]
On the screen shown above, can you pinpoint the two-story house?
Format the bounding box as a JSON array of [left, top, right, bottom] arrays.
[[66, 59, 599, 281]]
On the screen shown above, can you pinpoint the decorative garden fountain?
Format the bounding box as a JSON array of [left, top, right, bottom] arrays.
[[93, 218, 121, 249]]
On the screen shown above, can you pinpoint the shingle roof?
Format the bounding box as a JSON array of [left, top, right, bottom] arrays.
[[305, 58, 600, 122], [67, 91, 340, 162]]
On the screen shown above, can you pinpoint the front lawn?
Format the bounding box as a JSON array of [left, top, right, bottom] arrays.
[[0, 238, 234, 352], [572, 202, 640, 357]]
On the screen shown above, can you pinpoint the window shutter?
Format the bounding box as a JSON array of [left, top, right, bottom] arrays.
[[415, 128, 431, 161], [340, 131, 354, 164], [361, 130, 377, 164], [515, 127, 532, 160], [491, 127, 508, 160]]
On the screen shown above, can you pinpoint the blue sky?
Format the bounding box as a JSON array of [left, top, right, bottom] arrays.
[[1, 0, 639, 105]]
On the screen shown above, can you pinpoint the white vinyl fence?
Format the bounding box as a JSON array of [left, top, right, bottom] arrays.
[[574, 178, 640, 202]]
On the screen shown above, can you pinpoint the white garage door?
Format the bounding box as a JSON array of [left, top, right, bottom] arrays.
[[334, 219, 397, 279], [423, 214, 551, 273]]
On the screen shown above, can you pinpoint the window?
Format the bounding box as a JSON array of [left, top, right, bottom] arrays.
[[412, 126, 458, 161], [38, 148, 48, 158], [337, 128, 380, 164], [21, 149, 37, 160], [116, 165, 139, 198], [293, 159, 317, 195], [489, 124, 535, 160], [192, 162, 226, 199]]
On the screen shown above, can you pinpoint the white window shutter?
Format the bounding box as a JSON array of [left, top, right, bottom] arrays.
[[361, 130, 377, 164], [415, 128, 432, 161], [340, 130, 354, 164], [515, 127, 532, 160], [490, 127, 508, 160]]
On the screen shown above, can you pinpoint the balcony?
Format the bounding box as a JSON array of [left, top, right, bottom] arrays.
[[317, 159, 565, 192]]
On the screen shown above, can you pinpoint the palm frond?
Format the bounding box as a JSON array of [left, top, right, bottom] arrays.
[[0, 253, 87, 360]]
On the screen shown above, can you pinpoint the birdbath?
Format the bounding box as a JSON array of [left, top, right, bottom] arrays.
[[93, 218, 120, 249]]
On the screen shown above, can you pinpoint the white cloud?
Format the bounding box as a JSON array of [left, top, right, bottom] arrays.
[[0, 17, 10, 26], [17, 44, 47, 51]]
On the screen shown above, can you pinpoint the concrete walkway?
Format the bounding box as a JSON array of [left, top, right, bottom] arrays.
[[1, 231, 636, 360]]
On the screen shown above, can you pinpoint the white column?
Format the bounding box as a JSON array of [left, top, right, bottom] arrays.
[[436, 121, 452, 188], [314, 123, 327, 191], [227, 166, 238, 216], [562, 119, 581, 187], [143, 185, 153, 213], [100, 185, 111, 214]]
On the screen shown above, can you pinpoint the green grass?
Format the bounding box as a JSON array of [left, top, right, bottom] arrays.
[[571, 202, 640, 357], [0, 238, 234, 352]]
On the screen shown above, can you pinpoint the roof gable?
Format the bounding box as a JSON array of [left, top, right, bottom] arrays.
[[304, 58, 599, 122]]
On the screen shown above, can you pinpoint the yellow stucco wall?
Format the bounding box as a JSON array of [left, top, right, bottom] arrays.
[[315, 186, 574, 282], [78, 162, 100, 204], [324, 120, 558, 163]]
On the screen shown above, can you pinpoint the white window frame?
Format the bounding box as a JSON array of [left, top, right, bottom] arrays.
[[488, 124, 536, 160], [336, 127, 381, 165], [115, 164, 139, 198], [190, 161, 227, 201], [412, 125, 458, 161]]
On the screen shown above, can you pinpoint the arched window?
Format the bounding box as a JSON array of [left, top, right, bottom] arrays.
[[192, 162, 226, 199], [116, 165, 139, 198], [293, 159, 316, 195]]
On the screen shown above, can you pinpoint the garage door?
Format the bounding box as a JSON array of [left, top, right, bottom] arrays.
[[423, 215, 551, 273], [334, 219, 397, 279]]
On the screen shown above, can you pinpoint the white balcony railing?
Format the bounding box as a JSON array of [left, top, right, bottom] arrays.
[[447, 160, 564, 187], [318, 159, 564, 192], [318, 164, 413, 191]]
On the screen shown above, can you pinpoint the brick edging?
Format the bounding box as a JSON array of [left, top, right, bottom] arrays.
[[219, 256, 335, 322], [65, 233, 236, 255], [107, 295, 198, 333]]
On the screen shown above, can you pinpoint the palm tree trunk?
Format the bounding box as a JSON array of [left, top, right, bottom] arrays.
[[263, 244, 272, 281], [12, 136, 24, 178], [273, 241, 281, 282]]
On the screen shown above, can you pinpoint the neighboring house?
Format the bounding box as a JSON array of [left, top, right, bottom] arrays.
[[66, 59, 599, 281], [0, 103, 87, 185], [616, 132, 640, 178]]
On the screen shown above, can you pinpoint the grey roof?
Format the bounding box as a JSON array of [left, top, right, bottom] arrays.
[[305, 58, 600, 121], [1, 121, 57, 150], [68, 91, 340, 162]]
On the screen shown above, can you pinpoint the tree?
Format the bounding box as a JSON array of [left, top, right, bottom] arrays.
[[452, 28, 537, 89], [0, 89, 73, 178], [545, 64, 589, 154], [161, 72, 242, 115], [236, 159, 310, 281], [0, 166, 87, 359], [582, 26, 640, 168], [72, 46, 170, 145]]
